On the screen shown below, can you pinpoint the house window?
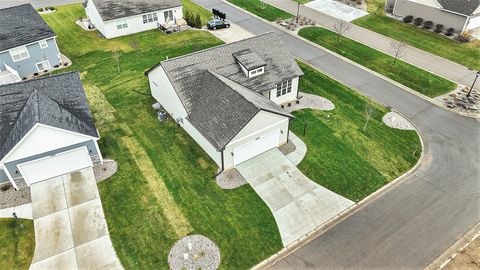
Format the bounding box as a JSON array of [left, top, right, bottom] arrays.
[[10, 46, 30, 62], [249, 67, 264, 77], [276, 79, 292, 97], [164, 10, 174, 22], [39, 40, 48, 49], [36, 60, 51, 71], [142, 13, 158, 24], [116, 19, 128, 29]]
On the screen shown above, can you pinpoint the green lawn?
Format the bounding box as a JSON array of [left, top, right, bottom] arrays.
[[42, 3, 282, 270], [291, 62, 421, 201], [181, 0, 213, 24], [0, 218, 35, 270], [293, 0, 311, 3], [298, 27, 456, 97], [354, 0, 480, 70], [227, 0, 292, 21]]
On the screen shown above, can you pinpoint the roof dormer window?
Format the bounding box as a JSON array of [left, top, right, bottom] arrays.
[[233, 49, 266, 78]]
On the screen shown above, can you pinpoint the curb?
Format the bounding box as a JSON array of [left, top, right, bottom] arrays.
[[220, 0, 479, 119]]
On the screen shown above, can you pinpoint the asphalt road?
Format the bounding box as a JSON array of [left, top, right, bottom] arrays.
[[2, 0, 478, 268], [0, 0, 79, 8], [191, 0, 480, 269]]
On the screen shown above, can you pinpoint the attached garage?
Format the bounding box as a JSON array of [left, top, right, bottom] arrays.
[[234, 130, 280, 166], [17, 147, 93, 185]]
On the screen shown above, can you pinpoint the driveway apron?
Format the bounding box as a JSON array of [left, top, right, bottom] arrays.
[[29, 168, 123, 270], [236, 148, 354, 246]]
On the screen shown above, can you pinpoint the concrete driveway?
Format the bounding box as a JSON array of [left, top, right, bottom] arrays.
[[236, 148, 354, 246], [29, 168, 122, 270], [208, 23, 254, 43], [305, 0, 369, 22]]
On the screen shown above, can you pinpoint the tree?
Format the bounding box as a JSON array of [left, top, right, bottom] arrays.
[[194, 13, 202, 29], [363, 100, 374, 132], [112, 47, 121, 73], [333, 19, 351, 41], [390, 40, 406, 65]]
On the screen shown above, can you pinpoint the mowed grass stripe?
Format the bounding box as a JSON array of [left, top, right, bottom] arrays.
[[121, 136, 193, 238]]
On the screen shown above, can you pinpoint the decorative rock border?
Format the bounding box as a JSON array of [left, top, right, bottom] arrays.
[[286, 92, 335, 112], [216, 168, 247, 190], [0, 181, 31, 209], [168, 234, 221, 270], [382, 112, 415, 130], [93, 159, 118, 183]]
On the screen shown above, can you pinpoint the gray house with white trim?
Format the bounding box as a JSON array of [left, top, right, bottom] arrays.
[[0, 4, 62, 85], [146, 33, 303, 171], [0, 72, 102, 189], [388, 0, 480, 33]]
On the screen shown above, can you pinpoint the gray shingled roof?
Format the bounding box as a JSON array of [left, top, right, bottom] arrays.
[[148, 32, 301, 151], [437, 0, 480, 16], [0, 4, 56, 52], [0, 72, 98, 160], [90, 0, 182, 21], [233, 49, 267, 70], [187, 71, 292, 150]]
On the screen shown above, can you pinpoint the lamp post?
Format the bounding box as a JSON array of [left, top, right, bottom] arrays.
[[296, 2, 300, 23], [467, 71, 480, 98]]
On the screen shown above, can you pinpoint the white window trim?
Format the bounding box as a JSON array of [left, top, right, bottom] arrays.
[[116, 19, 128, 29], [143, 12, 159, 24], [36, 60, 51, 72], [276, 79, 292, 98], [249, 67, 265, 78], [39, 40, 48, 49], [9, 46, 30, 62]]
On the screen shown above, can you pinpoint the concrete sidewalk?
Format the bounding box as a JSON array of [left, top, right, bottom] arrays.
[[237, 148, 354, 246], [264, 0, 479, 90], [29, 168, 123, 270]]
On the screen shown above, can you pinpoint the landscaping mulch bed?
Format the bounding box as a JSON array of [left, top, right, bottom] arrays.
[[168, 234, 221, 270], [215, 168, 247, 190], [278, 140, 296, 156], [93, 159, 118, 183], [0, 182, 31, 209]]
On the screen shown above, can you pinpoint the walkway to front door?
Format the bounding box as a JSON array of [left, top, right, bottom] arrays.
[[236, 148, 354, 246]]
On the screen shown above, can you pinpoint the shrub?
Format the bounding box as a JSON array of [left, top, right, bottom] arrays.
[[281, 104, 285, 108], [48, 7, 56, 11], [0, 184, 12, 192], [184, 11, 193, 26], [423, 21, 433, 29], [63, 63, 68, 66], [413, 17, 423, 26], [454, 34, 469, 43], [33, 72, 39, 76], [193, 14, 202, 29], [403, 15, 414, 23], [445, 27, 455, 36], [287, 103, 292, 107], [434, 24, 444, 33], [22, 77, 27, 80], [296, 100, 300, 104]]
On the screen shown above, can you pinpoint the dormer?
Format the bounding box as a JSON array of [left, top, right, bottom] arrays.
[[233, 49, 266, 78]]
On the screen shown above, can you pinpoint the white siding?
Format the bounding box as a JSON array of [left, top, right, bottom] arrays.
[[268, 76, 299, 105], [3, 124, 93, 163], [467, 15, 480, 30], [85, 0, 106, 36], [223, 111, 289, 169], [148, 66, 222, 166], [102, 7, 183, 39]]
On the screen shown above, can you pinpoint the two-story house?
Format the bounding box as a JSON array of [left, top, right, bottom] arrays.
[[145, 32, 304, 171], [84, 0, 183, 39], [0, 4, 62, 85]]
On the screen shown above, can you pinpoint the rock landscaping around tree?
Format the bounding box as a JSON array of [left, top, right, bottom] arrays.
[[168, 235, 221, 270], [277, 16, 316, 32], [435, 86, 480, 115], [382, 112, 415, 130]]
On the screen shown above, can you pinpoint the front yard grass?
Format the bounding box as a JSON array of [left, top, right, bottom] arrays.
[[354, 0, 480, 70], [42, 3, 282, 269], [227, 0, 293, 21], [291, 62, 421, 201], [298, 27, 457, 97], [0, 218, 35, 270]]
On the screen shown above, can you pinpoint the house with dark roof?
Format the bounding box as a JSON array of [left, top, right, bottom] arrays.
[[146, 32, 303, 170], [0, 4, 63, 86], [388, 0, 480, 33], [84, 0, 183, 39], [0, 72, 102, 189]]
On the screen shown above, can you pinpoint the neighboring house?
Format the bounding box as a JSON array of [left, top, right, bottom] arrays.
[[0, 4, 62, 86], [0, 72, 102, 189], [388, 0, 480, 33], [146, 32, 304, 171], [84, 0, 183, 39]]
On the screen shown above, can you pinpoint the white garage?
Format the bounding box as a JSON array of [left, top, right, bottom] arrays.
[[17, 147, 93, 185], [234, 130, 280, 166]]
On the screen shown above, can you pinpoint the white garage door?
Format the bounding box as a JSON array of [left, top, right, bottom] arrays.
[[234, 130, 280, 166], [467, 16, 480, 30], [17, 147, 93, 185]]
